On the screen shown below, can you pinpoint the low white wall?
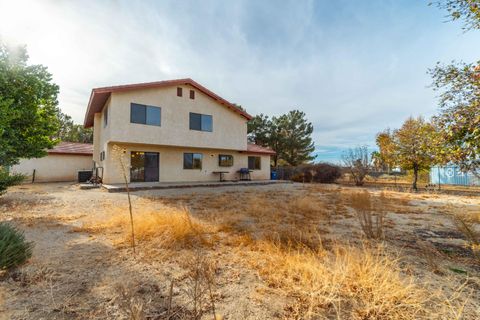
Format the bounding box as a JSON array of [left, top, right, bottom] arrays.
[[11, 154, 93, 182]]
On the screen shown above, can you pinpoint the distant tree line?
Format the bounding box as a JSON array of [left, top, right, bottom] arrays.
[[55, 111, 93, 144]]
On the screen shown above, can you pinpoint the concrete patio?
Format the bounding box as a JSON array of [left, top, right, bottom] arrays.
[[100, 180, 291, 193]]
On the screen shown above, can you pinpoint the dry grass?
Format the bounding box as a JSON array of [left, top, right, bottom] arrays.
[[78, 205, 214, 249], [12, 183, 476, 319], [451, 209, 480, 263], [349, 191, 386, 240], [247, 240, 462, 319]]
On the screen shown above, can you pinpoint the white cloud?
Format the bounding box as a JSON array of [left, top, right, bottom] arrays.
[[1, 0, 478, 159]]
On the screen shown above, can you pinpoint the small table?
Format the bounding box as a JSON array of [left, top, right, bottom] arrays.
[[212, 171, 229, 182]]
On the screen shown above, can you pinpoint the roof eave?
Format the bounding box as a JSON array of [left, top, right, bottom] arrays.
[[83, 79, 252, 128]]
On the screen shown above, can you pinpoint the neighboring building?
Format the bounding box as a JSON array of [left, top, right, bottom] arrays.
[[430, 166, 480, 186], [11, 142, 93, 182], [84, 78, 275, 184]]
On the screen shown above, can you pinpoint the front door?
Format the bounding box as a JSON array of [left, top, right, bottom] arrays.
[[130, 151, 159, 182]]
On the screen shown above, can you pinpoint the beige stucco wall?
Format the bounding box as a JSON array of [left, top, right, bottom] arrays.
[[11, 154, 93, 182], [103, 85, 248, 151], [102, 142, 270, 184]]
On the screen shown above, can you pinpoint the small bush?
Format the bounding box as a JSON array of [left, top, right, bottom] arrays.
[[0, 222, 34, 270], [350, 191, 386, 240], [312, 163, 342, 183], [452, 212, 480, 262], [288, 163, 342, 183], [0, 168, 25, 195]]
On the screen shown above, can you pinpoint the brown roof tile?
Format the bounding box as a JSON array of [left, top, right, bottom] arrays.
[[48, 142, 93, 156], [245, 143, 276, 155]]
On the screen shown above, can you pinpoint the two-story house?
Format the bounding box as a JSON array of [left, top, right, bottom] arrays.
[[83, 78, 275, 184]]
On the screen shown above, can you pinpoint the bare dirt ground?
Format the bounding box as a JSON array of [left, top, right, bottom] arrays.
[[1, 182, 479, 319]]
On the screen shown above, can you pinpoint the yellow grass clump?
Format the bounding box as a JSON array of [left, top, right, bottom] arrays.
[[248, 241, 462, 319], [79, 206, 213, 249]]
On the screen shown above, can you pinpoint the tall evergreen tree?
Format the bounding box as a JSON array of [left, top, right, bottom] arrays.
[[275, 110, 315, 166], [247, 110, 315, 166]]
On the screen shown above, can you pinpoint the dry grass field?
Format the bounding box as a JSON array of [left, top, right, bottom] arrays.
[[1, 182, 479, 319]]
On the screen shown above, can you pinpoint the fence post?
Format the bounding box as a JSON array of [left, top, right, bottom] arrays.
[[437, 167, 441, 191]]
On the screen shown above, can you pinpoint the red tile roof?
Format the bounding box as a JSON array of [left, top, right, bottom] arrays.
[[245, 143, 276, 155], [83, 78, 252, 127], [48, 142, 93, 156]]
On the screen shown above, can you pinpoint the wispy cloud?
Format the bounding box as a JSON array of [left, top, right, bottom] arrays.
[[1, 0, 478, 161]]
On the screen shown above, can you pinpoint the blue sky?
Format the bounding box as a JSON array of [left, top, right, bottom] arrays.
[[1, 0, 479, 163]]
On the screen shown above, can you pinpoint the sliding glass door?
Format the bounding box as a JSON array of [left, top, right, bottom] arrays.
[[130, 151, 159, 182]]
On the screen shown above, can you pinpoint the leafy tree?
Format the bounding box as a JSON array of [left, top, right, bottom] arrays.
[[0, 42, 59, 167], [374, 129, 396, 172], [247, 110, 315, 166], [55, 110, 93, 143], [386, 117, 443, 190], [429, 61, 480, 175], [431, 0, 480, 30], [429, 1, 480, 175], [342, 146, 370, 186]]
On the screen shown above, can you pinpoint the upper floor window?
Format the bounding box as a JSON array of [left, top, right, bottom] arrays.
[[130, 103, 161, 126], [248, 156, 261, 170], [190, 90, 195, 99], [184, 153, 202, 169], [219, 154, 233, 167], [177, 87, 183, 97], [103, 106, 108, 127], [189, 112, 212, 132]]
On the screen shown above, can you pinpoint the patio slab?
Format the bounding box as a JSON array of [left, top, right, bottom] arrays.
[[102, 180, 290, 193]]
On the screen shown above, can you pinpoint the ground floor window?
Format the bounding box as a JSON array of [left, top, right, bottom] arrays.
[[130, 151, 159, 182], [248, 156, 261, 170], [184, 153, 202, 169], [218, 154, 233, 167]]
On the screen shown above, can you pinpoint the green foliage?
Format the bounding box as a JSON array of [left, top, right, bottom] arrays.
[[0, 222, 34, 270], [428, 1, 480, 176], [55, 110, 93, 143], [429, 61, 480, 175], [276, 110, 316, 166], [248, 110, 315, 166], [0, 41, 60, 167], [0, 168, 25, 195], [431, 0, 480, 30]]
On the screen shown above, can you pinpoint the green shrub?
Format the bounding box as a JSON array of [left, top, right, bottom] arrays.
[[0, 167, 25, 195], [0, 222, 34, 270]]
